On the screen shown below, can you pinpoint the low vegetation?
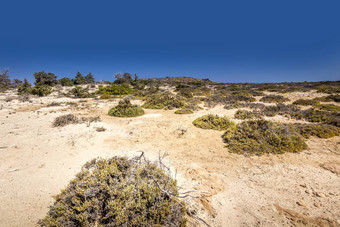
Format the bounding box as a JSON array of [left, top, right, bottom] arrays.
[[234, 109, 261, 120], [314, 104, 340, 112], [108, 99, 144, 117], [293, 99, 319, 106], [174, 109, 194, 114], [39, 156, 187, 226], [260, 95, 289, 103], [193, 114, 236, 131], [314, 94, 340, 103]]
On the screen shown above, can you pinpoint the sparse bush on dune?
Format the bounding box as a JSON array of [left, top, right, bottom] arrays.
[[260, 95, 289, 103], [39, 156, 187, 227], [193, 114, 236, 131], [108, 99, 144, 117], [142, 92, 185, 110], [293, 99, 319, 106], [223, 120, 307, 156]]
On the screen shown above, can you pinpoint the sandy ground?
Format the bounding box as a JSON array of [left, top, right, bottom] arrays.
[[0, 90, 339, 227]]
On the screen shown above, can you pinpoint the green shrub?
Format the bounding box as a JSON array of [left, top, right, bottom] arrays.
[[314, 104, 340, 112], [293, 99, 319, 106], [174, 109, 194, 114], [193, 114, 236, 131], [260, 95, 289, 103], [100, 93, 112, 99], [108, 99, 144, 117], [30, 86, 53, 96], [97, 84, 132, 95], [39, 156, 187, 226], [69, 86, 93, 98], [223, 120, 307, 156], [142, 92, 185, 110]]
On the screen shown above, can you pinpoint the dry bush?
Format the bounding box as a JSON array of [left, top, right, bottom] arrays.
[[39, 155, 187, 226], [193, 114, 236, 131], [52, 114, 79, 127], [260, 95, 289, 103], [108, 99, 144, 117], [53, 114, 101, 127]]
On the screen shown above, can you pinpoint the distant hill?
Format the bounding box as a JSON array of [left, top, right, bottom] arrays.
[[140, 76, 214, 84]]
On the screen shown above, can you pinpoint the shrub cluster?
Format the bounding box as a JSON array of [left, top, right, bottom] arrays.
[[223, 120, 307, 155], [293, 99, 319, 106], [39, 156, 187, 226], [314, 94, 340, 103], [290, 123, 340, 139], [108, 99, 144, 117], [234, 109, 262, 120], [68, 86, 94, 98], [260, 95, 289, 103], [142, 92, 185, 110], [314, 104, 340, 112], [193, 114, 236, 131]]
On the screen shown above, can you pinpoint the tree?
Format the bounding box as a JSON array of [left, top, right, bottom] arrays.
[[0, 68, 11, 87], [85, 73, 95, 84], [114, 72, 133, 84], [123, 72, 133, 82], [73, 72, 86, 85], [13, 79, 23, 87], [59, 77, 74, 86], [34, 71, 57, 86]]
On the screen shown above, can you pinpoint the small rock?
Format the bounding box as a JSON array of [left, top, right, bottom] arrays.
[[8, 169, 18, 172], [314, 192, 326, 197], [300, 184, 307, 188], [305, 190, 311, 194], [313, 202, 320, 207], [297, 201, 308, 207]]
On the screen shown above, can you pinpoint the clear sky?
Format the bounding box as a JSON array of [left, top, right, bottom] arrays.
[[1, 0, 339, 83]]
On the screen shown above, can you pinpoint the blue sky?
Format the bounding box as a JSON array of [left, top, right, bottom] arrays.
[[0, 0, 339, 83]]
